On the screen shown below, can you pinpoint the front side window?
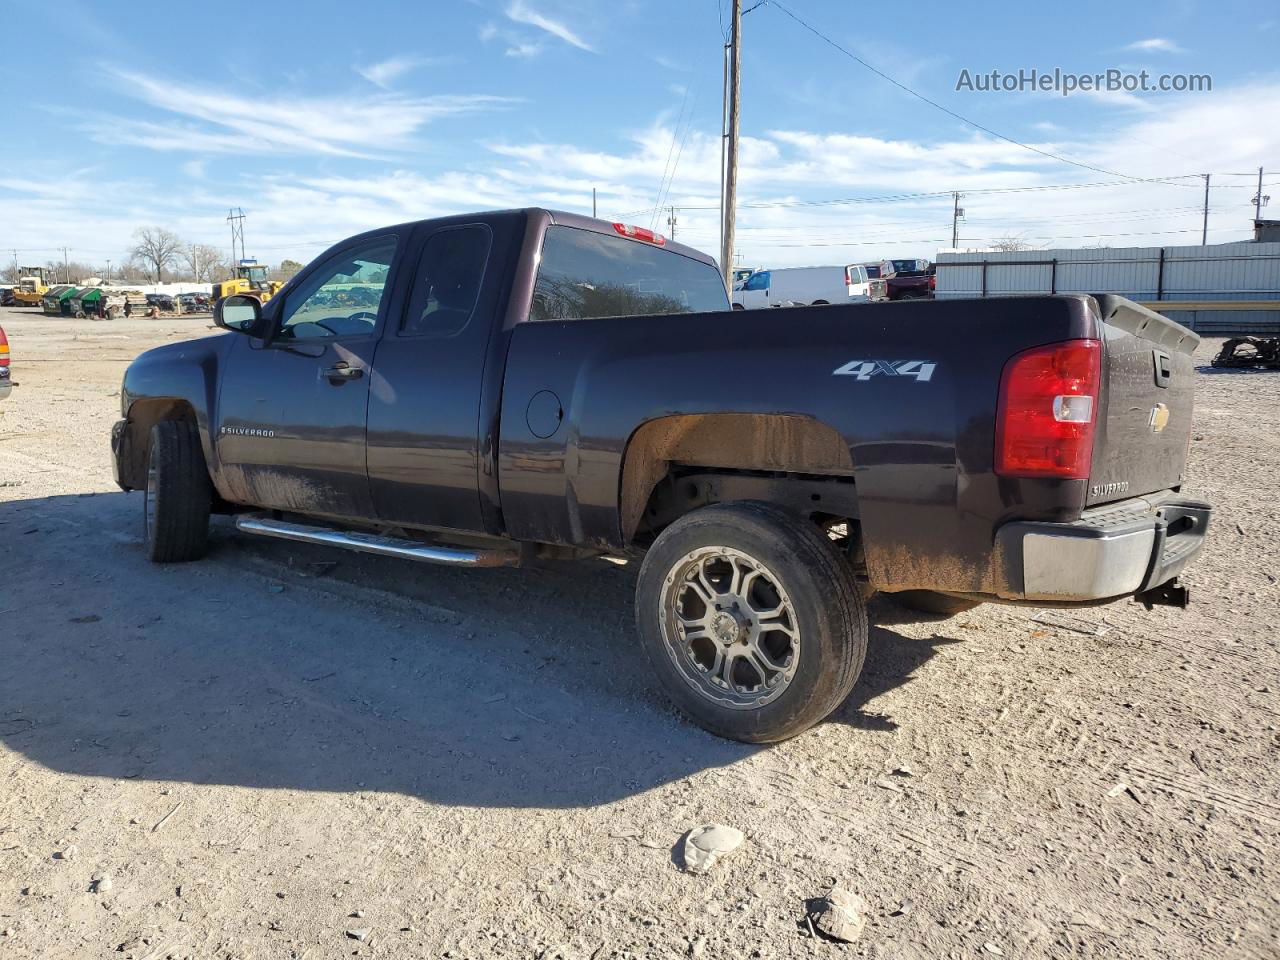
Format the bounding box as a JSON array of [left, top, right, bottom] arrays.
[[530, 225, 729, 322], [743, 270, 770, 291], [278, 239, 397, 340], [401, 225, 491, 337]]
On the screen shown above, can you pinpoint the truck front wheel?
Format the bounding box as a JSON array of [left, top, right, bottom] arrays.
[[635, 502, 868, 743], [143, 420, 212, 563]]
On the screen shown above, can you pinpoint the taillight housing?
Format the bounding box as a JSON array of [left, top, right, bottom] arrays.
[[0, 327, 9, 367], [995, 339, 1100, 479]]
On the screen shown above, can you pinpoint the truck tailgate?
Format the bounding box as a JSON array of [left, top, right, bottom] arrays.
[[1087, 296, 1200, 506]]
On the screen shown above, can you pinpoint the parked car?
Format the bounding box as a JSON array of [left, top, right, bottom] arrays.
[[880, 258, 935, 300], [112, 208, 1211, 743], [733, 264, 882, 308], [0, 324, 10, 400], [146, 293, 177, 312], [177, 292, 211, 312], [0, 287, 15, 307]]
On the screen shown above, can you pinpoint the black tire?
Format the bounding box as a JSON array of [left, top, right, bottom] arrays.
[[635, 501, 868, 743], [104, 306, 116, 321], [892, 590, 981, 616], [143, 420, 212, 563]]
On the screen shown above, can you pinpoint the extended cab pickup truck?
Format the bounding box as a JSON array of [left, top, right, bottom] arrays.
[[881, 258, 935, 301], [112, 208, 1211, 742]]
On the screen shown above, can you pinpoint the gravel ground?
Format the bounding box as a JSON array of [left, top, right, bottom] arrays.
[[0, 307, 1277, 960]]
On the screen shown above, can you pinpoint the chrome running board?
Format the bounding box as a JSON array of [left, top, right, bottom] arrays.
[[234, 515, 521, 568]]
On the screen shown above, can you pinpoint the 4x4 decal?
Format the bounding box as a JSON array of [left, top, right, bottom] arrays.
[[832, 360, 936, 382]]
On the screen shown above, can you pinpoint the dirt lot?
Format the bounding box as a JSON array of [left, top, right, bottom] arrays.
[[0, 307, 1277, 960]]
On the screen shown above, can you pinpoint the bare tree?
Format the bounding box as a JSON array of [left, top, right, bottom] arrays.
[[115, 259, 152, 285], [182, 243, 224, 282], [990, 235, 1034, 253], [271, 259, 304, 282], [131, 227, 184, 282]]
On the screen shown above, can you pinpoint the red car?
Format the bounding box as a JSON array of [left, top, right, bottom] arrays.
[[0, 324, 10, 399]]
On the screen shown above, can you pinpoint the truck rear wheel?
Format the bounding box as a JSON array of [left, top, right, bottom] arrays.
[[143, 420, 212, 563], [892, 590, 981, 616], [635, 502, 867, 743]]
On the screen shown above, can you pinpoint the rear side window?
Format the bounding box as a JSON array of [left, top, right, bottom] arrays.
[[402, 225, 491, 338], [743, 270, 770, 291], [530, 225, 729, 322]]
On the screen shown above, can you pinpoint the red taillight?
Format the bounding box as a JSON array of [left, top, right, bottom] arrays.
[[844, 266, 853, 286], [0, 327, 8, 367], [612, 222, 666, 246], [995, 339, 1100, 479]]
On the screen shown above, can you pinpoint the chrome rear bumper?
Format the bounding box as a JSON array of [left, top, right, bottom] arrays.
[[995, 494, 1210, 603]]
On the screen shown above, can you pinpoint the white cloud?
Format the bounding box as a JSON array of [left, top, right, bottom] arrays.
[[90, 70, 514, 158], [504, 0, 595, 52], [1125, 37, 1185, 53], [10, 82, 1278, 270], [1075, 88, 1158, 112], [356, 55, 437, 88], [505, 41, 543, 58]]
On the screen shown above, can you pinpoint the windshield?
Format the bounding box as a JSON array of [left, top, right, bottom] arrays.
[[530, 225, 729, 322]]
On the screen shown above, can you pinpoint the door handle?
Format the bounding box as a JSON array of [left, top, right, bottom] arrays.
[[324, 362, 363, 384]]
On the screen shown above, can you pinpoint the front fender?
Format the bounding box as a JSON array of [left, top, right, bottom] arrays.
[[115, 333, 231, 488]]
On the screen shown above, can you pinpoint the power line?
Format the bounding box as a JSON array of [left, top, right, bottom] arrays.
[[755, 225, 1248, 248], [767, 0, 1167, 183], [617, 175, 1209, 219]]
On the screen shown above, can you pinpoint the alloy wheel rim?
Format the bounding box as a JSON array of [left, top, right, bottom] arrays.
[[658, 546, 800, 710]]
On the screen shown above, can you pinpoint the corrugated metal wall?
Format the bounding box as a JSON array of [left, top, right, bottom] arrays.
[[935, 242, 1280, 334]]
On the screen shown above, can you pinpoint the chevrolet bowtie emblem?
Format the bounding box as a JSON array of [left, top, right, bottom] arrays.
[[1148, 403, 1170, 433]]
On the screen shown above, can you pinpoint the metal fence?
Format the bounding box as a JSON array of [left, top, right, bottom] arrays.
[[935, 241, 1280, 334]]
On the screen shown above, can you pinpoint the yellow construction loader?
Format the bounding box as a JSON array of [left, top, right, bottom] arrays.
[[211, 259, 283, 305], [12, 267, 49, 307]]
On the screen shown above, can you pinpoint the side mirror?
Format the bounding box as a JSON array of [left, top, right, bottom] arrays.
[[214, 294, 263, 335]]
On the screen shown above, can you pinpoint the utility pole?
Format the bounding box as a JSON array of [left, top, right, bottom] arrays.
[[62, 247, 70, 283], [227, 208, 246, 268], [592, 187, 597, 219], [951, 192, 964, 249], [720, 0, 741, 289], [1200, 174, 1210, 245], [1253, 166, 1269, 222], [719, 39, 730, 270], [106, 259, 111, 284], [667, 206, 677, 240]]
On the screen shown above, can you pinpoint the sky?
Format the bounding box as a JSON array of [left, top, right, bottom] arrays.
[[1, 0, 1278, 271]]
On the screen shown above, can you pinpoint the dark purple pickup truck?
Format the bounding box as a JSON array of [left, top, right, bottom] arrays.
[[111, 209, 1210, 742]]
